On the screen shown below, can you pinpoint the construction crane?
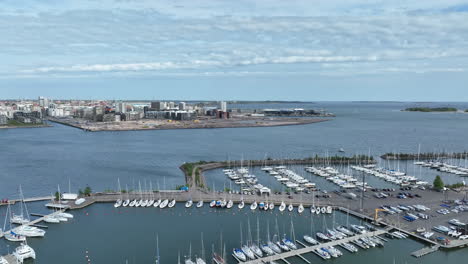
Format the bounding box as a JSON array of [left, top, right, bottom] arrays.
[[374, 208, 386, 223]]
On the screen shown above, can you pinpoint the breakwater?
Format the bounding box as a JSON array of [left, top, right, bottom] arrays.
[[180, 156, 375, 188], [381, 152, 468, 160]]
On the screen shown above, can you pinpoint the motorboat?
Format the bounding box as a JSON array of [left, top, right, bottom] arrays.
[[159, 199, 169, 209], [350, 225, 366, 234], [303, 235, 318, 245], [43, 216, 60, 223], [196, 201, 204, 208], [233, 249, 246, 262], [13, 243, 36, 263], [336, 226, 354, 236], [13, 225, 45, 237], [58, 212, 73, 219], [269, 203, 275, 210], [250, 201, 258, 210], [185, 200, 193, 208], [168, 199, 176, 208]]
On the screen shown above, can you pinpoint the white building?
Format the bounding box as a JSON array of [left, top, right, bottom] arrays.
[[116, 102, 127, 113], [179, 102, 186, 110], [219, 101, 227, 112], [39, 96, 49, 108]]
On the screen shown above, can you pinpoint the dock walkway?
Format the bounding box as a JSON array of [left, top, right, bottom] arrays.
[[411, 245, 440, 258], [1, 254, 18, 264], [241, 230, 387, 264], [0, 211, 62, 239]]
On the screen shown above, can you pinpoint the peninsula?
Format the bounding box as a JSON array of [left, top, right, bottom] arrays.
[[403, 107, 458, 112]]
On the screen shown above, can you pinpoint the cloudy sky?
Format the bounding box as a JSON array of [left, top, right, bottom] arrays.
[[1, 0, 468, 100]]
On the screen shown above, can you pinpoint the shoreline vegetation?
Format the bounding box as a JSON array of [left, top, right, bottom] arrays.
[[381, 152, 468, 160], [0, 120, 51, 129], [403, 107, 458, 112]]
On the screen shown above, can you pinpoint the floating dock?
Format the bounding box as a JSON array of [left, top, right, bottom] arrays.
[[240, 230, 387, 264], [411, 245, 440, 258], [1, 254, 18, 264]]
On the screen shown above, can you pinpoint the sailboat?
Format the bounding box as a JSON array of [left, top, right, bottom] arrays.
[[159, 198, 169, 209], [3, 204, 26, 242], [238, 200, 245, 209], [226, 182, 233, 209], [298, 204, 304, 214], [233, 222, 247, 261], [288, 204, 294, 212], [168, 198, 176, 208], [240, 223, 255, 260], [250, 218, 263, 258], [196, 233, 207, 264], [141, 181, 148, 207], [196, 192, 204, 208], [250, 201, 258, 210], [185, 243, 196, 264], [266, 220, 281, 254], [279, 201, 286, 212], [11, 186, 30, 225], [123, 185, 130, 207], [147, 181, 155, 207], [114, 178, 123, 208], [282, 219, 297, 250], [154, 182, 162, 208], [304, 215, 319, 245], [185, 198, 193, 208]]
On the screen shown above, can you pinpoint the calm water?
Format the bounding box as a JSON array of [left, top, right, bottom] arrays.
[[1, 101, 468, 262]]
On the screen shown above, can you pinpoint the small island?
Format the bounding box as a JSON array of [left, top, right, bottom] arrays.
[[403, 107, 458, 112]]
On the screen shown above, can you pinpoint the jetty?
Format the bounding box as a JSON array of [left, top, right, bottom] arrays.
[[240, 230, 387, 264], [180, 156, 376, 187], [381, 152, 468, 160], [411, 245, 440, 258], [0, 195, 53, 206]]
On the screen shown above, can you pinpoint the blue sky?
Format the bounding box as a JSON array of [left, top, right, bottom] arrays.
[[1, 0, 468, 101]]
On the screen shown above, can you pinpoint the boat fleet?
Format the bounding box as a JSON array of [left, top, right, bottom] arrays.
[[305, 166, 370, 190], [262, 167, 317, 192], [351, 165, 429, 187], [230, 218, 389, 262], [414, 160, 468, 176]]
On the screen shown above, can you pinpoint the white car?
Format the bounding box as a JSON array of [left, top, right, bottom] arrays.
[[459, 235, 468, 240]]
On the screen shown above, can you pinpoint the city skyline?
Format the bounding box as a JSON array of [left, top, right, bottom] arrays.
[[1, 0, 468, 100]]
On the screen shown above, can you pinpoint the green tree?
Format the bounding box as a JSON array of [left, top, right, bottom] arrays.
[[54, 191, 60, 201], [433, 175, 444, 191], [84, 186, 92, 196]]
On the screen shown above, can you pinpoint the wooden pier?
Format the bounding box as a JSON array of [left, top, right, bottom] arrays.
[[0, 196, 53, 206], [411, 245, 440, 258], [240, 230, 387, 264]]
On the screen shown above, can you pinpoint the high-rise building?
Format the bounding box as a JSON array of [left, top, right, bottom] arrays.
[[219, 101, 227, 112], [116, 102, 127, 113], [39, 96, 49, 108], [151, 101, 167, 110], [179, 102, 186, 110]]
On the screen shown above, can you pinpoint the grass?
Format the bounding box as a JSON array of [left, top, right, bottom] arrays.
[[6, 120, 44, 127], [404, 107, 458, 112]]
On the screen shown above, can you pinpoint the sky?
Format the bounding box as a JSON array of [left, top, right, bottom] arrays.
[[1, 0, 468, 101]]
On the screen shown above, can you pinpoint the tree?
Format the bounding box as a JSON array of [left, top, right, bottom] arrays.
[[84, 186, 92, 196], [54, 191, 60, 201], [433, 175, 444, 191]]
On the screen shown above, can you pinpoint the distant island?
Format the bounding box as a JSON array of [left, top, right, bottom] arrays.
[[403, 107, 458, 112]]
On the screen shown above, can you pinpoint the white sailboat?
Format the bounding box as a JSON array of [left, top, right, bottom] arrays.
[[3, 204, 26, 242], [114, 178, 123, 208], [168, 199, 176, 208], [279, 201, 286, 212], [298, 204, 304, 214], [250, 201, 258, 210], [238, 200, 245, 209], [147, 181, 155, 207], [288, 204, 294, 212], [123, 185, 130, 207], [185, 199, 193, 208], [159, 199, 169, 209]]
